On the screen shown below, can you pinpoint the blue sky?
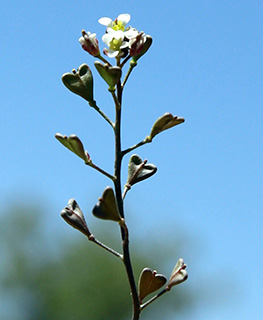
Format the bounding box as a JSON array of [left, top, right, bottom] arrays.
[[1, 1, 263, 319]]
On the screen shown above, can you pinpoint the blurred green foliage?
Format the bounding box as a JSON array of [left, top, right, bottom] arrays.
[[0, 203, 192, 320]]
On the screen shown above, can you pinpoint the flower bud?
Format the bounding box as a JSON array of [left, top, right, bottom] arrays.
[[79, 30, 100, 57], [129, 31, 147, 57], [130, 35, 152, 66], [167, 258, 188, 289], [61, 199, 91, 237]]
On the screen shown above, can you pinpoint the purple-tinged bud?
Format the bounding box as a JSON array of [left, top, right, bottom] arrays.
[[129, 31, 146, 57], [61, 199, 91, 237], [79, 30, 100, 57]]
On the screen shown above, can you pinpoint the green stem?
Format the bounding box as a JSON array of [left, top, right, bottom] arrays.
[[113, 81, 141, 320], [120, 54, 131, 68], [88, 234, 122, 259], [89, 100, 115, 128], [122, 65, 136, 89], [140, 287, 169, 310], [87, 161, 115, 181], [97, 54, 112, 66], [122, 138, 150, 156]]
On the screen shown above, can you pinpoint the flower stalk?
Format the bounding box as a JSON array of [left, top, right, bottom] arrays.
[[57, 12, 187, 320]]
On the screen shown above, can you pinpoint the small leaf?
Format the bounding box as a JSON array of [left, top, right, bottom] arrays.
[[55, 133, 90, 163], [94, 61, 122, 90], [138, 268, 167, 302], [92, 187, 121, 222], [130, 35, 153, 66], [167, 258, 188, 289], [60, 199, 91, 237], [127, 154, 157, 186], [147, 113, 185, 141], [62, 64, 94, 103]]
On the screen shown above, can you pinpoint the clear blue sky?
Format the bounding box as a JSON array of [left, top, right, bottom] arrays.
[[1, 1, 263, 319]]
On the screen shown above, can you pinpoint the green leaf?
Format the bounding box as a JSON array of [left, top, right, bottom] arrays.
[[147, 113, 185, 141], [138, 268, 167, 302], [62, 64, 94, 103], [127, 154, 157, 186], [92, 187, 121, 222], [94, 61, 122, 90], [55, 133, 90, 163]]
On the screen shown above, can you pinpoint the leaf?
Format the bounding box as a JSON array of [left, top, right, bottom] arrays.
[[127, 154, 157, 186], [92, 187, 121, 222], [94, 62, 122, 90], [55, 133, 90, 163], [138, 268, 167, 302], [148, 113, 185, 141], [62, 64, 94, 103]]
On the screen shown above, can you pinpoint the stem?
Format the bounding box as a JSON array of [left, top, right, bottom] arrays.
[[87, 161, 115, 181], [120, 54, 131, 68], [122, 65, 136, 89], [97, 54, 112, 66], [113, 80, 141, 320], [89, 100, 115, 128], [140, 287, 169, 310], [88, 234, 122, 259], [122, 138, 150, 156]]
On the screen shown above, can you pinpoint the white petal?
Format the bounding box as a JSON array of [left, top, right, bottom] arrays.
[[120, 41, 129, 49], [117, 13, 130, 25], [125, 28, 139, 39], [107, 50, 119, 58], [79, 37, 85, 44], [98, 17, 113, 26], [112, 30, 125, 40], [102, 33, 112, 46]]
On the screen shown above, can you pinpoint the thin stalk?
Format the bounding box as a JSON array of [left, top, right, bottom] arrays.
[[122, 138, 150, 156], [97, 54, 112, 66], [88, 234, 122, 259], [122, 65, 136, 89], [89, 101, 115, 128], [113, 81, 141, 320], [120, 54, 131, 68], [87, 161, 116, 181], [140, 287, 169, 310]]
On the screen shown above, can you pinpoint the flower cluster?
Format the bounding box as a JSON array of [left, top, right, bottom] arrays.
[[79, 13, 148, 59]]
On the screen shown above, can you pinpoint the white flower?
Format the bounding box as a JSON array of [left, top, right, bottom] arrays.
[[98, 13, 131, 31], [102, 29, 129, 58]]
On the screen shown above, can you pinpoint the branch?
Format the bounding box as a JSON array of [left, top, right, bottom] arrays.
[[121, 64, 136, 89], [89, 100, 115, 128], [88, 234, 122, 259], [122, 138, 150, 157], [140, 287, 169, 310]]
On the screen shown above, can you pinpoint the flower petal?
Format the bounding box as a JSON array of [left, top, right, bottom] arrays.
[[98, 17, 113, 26], [117, 13, 130, 25]]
